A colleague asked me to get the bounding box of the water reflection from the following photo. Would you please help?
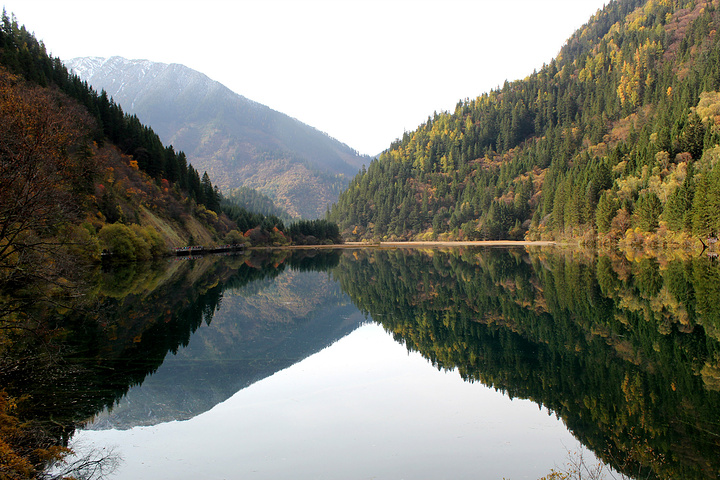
[77,323,585,480]
[333,247,720,480]
[1,247,719,479]
[88,267,363,429]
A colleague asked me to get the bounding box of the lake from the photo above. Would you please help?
[2,247,719,479]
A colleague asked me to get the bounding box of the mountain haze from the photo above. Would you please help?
[66,56,369,218]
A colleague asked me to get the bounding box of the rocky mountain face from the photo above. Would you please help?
[66,56,369,218]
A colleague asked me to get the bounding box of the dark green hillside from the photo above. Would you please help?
[0,20,223,214]
[329,0,720,246]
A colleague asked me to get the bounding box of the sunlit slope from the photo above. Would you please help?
[329,0,720,245]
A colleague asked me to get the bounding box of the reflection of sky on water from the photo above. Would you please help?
[75,323,593,480]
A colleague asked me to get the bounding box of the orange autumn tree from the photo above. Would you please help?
[0,66,93,287]
[0,390,72,480]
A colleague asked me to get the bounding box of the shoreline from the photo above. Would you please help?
[250,240,558,250]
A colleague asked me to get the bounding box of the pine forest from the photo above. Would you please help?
[330,0,720,248]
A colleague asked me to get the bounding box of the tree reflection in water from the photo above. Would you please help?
[1,247,719,479]
[334,247,720,480]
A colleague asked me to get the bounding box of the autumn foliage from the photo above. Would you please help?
[0,67,93,284]
[0,390,71,479]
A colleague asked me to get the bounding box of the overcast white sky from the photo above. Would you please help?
[5,0,607,155]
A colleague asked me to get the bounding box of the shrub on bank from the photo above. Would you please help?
[98,223,167,262]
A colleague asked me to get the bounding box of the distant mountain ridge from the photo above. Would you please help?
[65,56,369,218]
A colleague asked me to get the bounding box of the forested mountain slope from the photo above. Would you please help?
[0,12,243,271]
[0,9,345,280]
[66,56,370,218]
[329,0,720,246]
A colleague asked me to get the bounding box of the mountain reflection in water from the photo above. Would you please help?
[2,247,719,480]
[87,267,363,429]
[77,322,584,480]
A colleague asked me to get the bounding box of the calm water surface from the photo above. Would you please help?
[4,247,720,479]
[75,322,585,480]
